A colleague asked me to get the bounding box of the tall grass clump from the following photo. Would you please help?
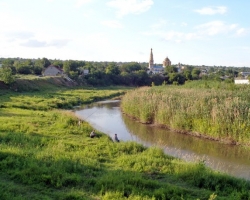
[121,82,250,145]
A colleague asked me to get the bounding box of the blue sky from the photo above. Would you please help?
[0,0,250,67]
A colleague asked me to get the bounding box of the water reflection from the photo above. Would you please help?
[75,100,250,180]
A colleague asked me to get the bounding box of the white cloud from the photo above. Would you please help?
[75,0,93,7]
[163,31,199,42]
[142,20,246,43]
[0,2,8,7]
[101,20,123,28]
[5,31,34,40]
[185,33,198,40]
[2,29,71,49]
[150,19,167,29]
[181,22,188,27]
[195,21,237,36]
[71,33,114,61]
[20,38,70,48]
[236,28,247,36]
[163,31,183,41]
[45,0,93,7]
[79,33,110,48]
[0,12,26,32]
[142,30,199,43]
[21,39,47,48]
[194,6,227,15]
[107,0,154,18]
[48,39,71,47]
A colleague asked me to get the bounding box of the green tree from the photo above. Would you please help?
[191,68,201,80]
[34,58,51,69]
[105,63,120,75]
[165,65,178,74]
[2,59,16,74]
[69,71,78,80]
[151,74,166,86]
[121,62,142,73]
[15,60,33,74]
[183,69,192,80]
[63,60,78,74]
[133,70,150,86]
[0,67,15,84]
[51,60,63,68]
[41,57,51,68]
[2,58,14,68]
[168,73,185,84]
[33,66,43,75]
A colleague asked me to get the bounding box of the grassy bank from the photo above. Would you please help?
[0,75,78,92]
[0,83,250,199]
[121,81,250,146]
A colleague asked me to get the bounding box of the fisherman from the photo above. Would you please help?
[90,130,96,138]
[113,133,120,142]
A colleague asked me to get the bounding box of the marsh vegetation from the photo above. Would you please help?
[121,81,250,146]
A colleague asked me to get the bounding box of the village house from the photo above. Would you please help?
[239,72,250,78]
[176,62,185,73]
[234,79,249,84]
[234,72,250,84]
[83,69,89,75]
[43,65,64,76]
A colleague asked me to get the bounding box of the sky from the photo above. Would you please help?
[0,0,250,67]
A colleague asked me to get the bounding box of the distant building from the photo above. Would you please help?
[148,48,154,70]
[176,62,185,73]
[163,57,171,67]
[83,69,89,75]
[234,79,249,84]
[43,65,64,76]
[200,68,208,75]
[240,72,250,78]
[148,48,171,74]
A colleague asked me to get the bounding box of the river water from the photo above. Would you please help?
[75,100,250,180]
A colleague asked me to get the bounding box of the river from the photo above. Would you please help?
[75,100,250,180]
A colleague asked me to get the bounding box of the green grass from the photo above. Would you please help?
[0,81,250,199]
[0,84,127,110]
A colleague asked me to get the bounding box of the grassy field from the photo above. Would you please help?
[121,81,250,146]
[0,80,250,199]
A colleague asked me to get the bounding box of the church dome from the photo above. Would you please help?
[163,56,171,67]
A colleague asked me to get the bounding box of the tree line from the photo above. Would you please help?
[0,57,246,86]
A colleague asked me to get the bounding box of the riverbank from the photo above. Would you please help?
[121,82,250,146]
[1,85,250,199]
[75,99,250,180]
[123,112,238,145]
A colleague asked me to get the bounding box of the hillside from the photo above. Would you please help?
[0,76,78,92]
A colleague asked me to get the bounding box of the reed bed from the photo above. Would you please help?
[121,83,250,145]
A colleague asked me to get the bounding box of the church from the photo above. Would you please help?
[148,48,171,74]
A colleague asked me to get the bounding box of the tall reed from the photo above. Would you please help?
[121,83,250,145]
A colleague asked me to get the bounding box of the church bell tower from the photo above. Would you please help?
[149,48,154,69]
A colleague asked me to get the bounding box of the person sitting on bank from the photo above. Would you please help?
[113,133,120,142]
[90,130,96,138]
